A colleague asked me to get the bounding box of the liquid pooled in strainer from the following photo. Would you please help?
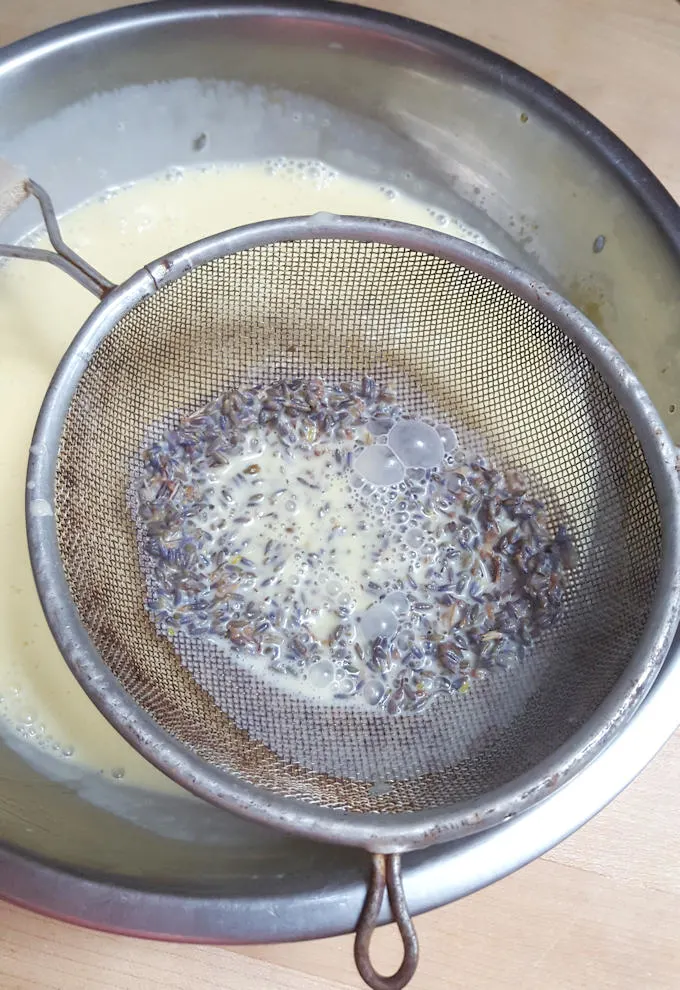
[131,378,570,715]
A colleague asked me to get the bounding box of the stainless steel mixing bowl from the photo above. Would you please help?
[1,0,678,944]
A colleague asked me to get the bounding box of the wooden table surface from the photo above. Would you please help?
[0,1,679,988]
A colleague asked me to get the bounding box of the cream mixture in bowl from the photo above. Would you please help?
[0,158,493,792]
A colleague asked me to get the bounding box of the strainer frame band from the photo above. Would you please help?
[26,215,680,853]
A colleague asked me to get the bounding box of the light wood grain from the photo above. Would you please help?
[0,1,679,988]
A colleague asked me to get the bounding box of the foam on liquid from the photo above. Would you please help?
[170,413,459,704]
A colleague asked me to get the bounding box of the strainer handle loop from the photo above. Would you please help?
[354,853,419,990]
[0,179,115,299]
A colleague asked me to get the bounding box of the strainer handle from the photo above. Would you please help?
[0,168,114,299]
[354,853,419,990]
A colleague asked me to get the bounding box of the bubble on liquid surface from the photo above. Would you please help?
[388,420,444,469]
[407,467,427,483]
[308,660,335,688]
[382,591,410,617]
[354,445,405,486]
[404,527,425,549]
[360,603,399,641]
[436,425,458,452]
[367,417,393,436]
[363,680,385,706]
[326,579,343,598]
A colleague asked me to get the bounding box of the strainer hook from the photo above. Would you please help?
[354,853,419,990]
[0,164,114,298]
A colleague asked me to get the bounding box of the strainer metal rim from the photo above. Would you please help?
[26,215,680,853]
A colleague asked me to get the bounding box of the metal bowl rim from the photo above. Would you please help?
[1,0,678,255]
[2,0,679,939]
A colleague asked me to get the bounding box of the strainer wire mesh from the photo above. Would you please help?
[52,236,663,817]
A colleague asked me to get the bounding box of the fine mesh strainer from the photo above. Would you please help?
[4,174,680,990]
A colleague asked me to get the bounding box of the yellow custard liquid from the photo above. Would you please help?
[0,160,491,790]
